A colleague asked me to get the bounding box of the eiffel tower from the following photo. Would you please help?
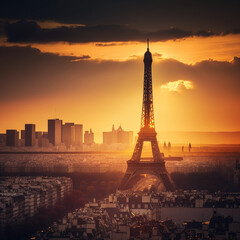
[118,39,175,191]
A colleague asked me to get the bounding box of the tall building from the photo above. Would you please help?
[75,124,83,146]
[25,124,36,146]
[6,130,19,146]
[103,125,133,146]
[21,130,25,140]
[39,132,50,147]
[62,123,75,147]
[48,119,62,146]
[84,129,94,145]
[0,134,6,147]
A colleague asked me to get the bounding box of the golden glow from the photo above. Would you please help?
[2,34,240,63]
[1,34,240,143]
[37,20,85,29]
[161,80,193,92]
[32,34,240,63]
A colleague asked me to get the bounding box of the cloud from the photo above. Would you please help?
[1,0,240,34]
[5,20,143,43]
[0,45,239,102]
[95,43,126,47]
[4,20,240,44]
[0,45,240,131]
[161,80,193,92]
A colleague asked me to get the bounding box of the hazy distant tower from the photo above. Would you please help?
[75,124,83,146]
[84,129,94,145]
[25,124,36,146]
[6,130,19,146]
[48,119,62,146]
[62,123,75,147]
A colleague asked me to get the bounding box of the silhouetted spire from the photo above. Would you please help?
[144,38,152,64]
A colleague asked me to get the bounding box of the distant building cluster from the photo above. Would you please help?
[31,190,240,239]
[0,120,135,150]
[0,119,96,150]
[0,176,73,228]
[103,125,133,150]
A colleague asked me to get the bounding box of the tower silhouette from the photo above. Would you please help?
[118,39,175,191]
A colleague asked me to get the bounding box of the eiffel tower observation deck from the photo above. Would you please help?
[118,39,175,191]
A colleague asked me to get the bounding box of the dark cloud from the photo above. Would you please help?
[155,57,240,98]
[0,45,92,101]
[0,45,240,104]
[0,20,6,36]
[5,20,142,43]
[1,0,240,33]
[4,20,240,44]
[0,45,141,101]
[95,43,125,47]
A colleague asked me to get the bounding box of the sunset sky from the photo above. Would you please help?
[0,0,240,142]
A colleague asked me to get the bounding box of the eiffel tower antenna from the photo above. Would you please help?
[118,39,175,191]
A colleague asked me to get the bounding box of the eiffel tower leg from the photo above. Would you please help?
[151,139,162,161]
[118,165,134,190]
[131,138,143,161]
[157,172,175,191]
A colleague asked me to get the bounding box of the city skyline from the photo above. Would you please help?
[0,1,240,138]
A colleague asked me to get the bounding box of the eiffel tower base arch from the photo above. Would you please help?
[118,160,175,191]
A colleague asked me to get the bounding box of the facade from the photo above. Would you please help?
[103,125,133,146]
[74,124,83,146]
[48,119,62,146]
[30,190,240,240]
[61,123,75,147]
[21,130,25,139]
[0,134,6,147]
[6,130,19,146]
[84,129,94,145]
[25,124,36,146]
[0,177,73,228]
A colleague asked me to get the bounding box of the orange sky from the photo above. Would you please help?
[2,34,239,63]
[1,34,240,142]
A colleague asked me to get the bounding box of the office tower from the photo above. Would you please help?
[48,119,62,146]
[39,132,50,147]
[35,132,43,147]
[35,132,43,139]
[21,130,25,139]
[62,123,75,147]
[43,132,48,139]
[103,125,133,145]
[75,124,83,146]
[6,130,19,146]
[25,124,36,146]
[84,129,94,145]
[0,134,6,147]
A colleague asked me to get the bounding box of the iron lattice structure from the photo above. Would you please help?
[141,39,155,129]
[118,40,175,191]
